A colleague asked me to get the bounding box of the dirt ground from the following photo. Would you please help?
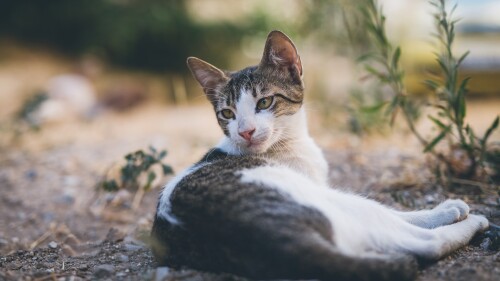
[0,100,498,281]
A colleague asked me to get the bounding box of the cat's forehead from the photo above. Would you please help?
[228,66,259,87]
[223,67,261,104]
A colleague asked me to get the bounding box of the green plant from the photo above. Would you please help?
[17,92,48,130]
[102,146,173,192]
[357,0,499,183]
[346,87,389,135]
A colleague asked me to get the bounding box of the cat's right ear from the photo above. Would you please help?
[187,57,228,105]
[259,30,302,84]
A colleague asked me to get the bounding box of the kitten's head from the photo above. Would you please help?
[187,30,304,154]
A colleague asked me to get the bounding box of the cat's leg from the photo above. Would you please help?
[392,199,469,228]
[397,214,488,260]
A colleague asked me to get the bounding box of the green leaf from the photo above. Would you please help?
[428,115,447,129]
[360,102,387,114]
[391,47,401,69]
[424,79,439,90]
[147,171,156,182]
[456,77,470,123]
[465,125,476,148]
[102,180,119,192]
[357,53,376,62]
[143,155,156,169]
[145,171,156,191]
[436,57,449,76]
[458,76,470,90]
[149,145,157,154]
[162,164,174,175]
[457,50,470,66]
[482,116,499,145]
[135,150,145,158]
[424,125,451,152]
[158,150,167,160]
[365,65,390,83]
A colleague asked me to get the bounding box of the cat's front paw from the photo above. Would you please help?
[436,199,470,222]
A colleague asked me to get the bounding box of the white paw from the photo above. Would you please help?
[436,199,470,221]
[468,214,489,231]
[440,207,461,223]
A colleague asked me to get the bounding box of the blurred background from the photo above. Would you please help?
[0,0,499,272]
[0,0,499,135]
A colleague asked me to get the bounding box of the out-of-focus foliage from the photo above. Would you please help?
[16,92,48,130]
[357,0,500,184]
[0,0,374,73]
[0,0,275,72]
[300,0,371,55]
[102,146,173,192]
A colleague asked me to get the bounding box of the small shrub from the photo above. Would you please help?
[102,146,173,192]
[16,92,48,130]
[356,0,499,184]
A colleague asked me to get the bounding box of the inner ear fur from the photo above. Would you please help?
[187,57,228,105]
[259,30,303,79]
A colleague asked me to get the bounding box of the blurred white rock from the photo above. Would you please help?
[35,74,97,123]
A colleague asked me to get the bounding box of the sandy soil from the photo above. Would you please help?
[0,101,498,281]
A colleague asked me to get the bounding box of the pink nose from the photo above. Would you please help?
[238,129,255,141]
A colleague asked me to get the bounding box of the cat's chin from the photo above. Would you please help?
[247,144,269,154]
[236,141,270,155]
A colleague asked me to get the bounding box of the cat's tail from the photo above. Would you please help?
[264,232,419,281]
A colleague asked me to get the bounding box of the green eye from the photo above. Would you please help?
[257,96,274,110]
[220,109,235,119]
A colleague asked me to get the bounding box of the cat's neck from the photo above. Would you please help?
[216,108,329,185]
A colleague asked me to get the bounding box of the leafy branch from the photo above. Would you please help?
[358,0,499,183]
[102,146,174,192]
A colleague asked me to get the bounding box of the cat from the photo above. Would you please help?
[151,30,489,281]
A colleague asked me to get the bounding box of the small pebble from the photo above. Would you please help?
[48,241,58,249]
[93,264,115,278]
[42,212,55,222]
[0,238,8,248]
[117,254,129,262]
[154,267,170,281]
[480,238,492,250]
[17,212,26,220]
[55,194,75,205]
[124,243,142,252]
[8,261,22,270]
[425,194,436,204]
[24,170,37,180]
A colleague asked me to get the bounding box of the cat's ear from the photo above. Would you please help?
[187,57,229,105]
[260,30,302,81]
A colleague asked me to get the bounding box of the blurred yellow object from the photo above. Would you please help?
[401,37,500,96]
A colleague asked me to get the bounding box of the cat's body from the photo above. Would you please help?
[151,31,488,281]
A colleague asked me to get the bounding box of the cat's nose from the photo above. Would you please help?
[238,129,255,141]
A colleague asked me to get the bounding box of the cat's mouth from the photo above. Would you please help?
[243,139,269,153]
[247,140,264,148]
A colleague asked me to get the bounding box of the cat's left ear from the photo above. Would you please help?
[259,30,302,82]
[187,57,229,106]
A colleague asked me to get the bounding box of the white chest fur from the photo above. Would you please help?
[218,108,329,185]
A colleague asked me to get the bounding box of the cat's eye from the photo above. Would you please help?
[220,109,235,119]
[257,96,274,110]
